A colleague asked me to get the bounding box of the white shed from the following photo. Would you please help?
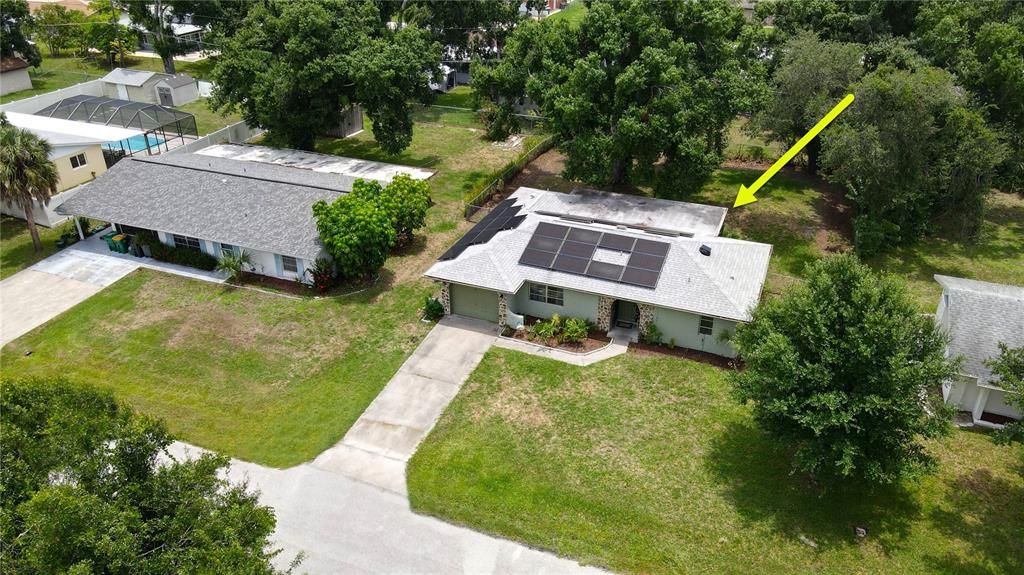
[154,74,199,106]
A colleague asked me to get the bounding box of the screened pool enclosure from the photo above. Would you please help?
[34,95,198,155]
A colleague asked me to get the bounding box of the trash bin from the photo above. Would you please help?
[111,234,129,253]
[102,232,118,252]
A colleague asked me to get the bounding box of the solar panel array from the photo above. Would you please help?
[518,222,669,288]
[439,199,526,261]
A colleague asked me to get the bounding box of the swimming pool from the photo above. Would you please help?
[105,134,166,153]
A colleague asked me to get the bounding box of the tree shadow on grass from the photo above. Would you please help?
[316,137,442,170]
[923,463,1024,575]
[705,421,920,555]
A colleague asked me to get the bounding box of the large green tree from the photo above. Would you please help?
[915,0,1024,193]
[473,0,760,199]
[0,114,59,254]
[28,4,86,57]
[821,66,1005,254]
[211,0,441,153]
[351,174,432,243]
[755,0,919,44]
[0,0,40,66]
[0,378,292,573]
[751,31,863,174]
[731,255,957,486]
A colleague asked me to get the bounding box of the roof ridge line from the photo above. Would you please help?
[681,243,748,319]
[130,157,348,194]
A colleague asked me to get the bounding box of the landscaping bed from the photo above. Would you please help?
[502,324,610,354]
[628,341,738,369]
[407,348,1024,575]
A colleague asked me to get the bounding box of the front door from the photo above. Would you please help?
[613,300,639,328]
[157,87,173,107]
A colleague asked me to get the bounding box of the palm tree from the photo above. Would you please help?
[0,113,59,253]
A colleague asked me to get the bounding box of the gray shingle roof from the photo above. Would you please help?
[57,156,343,261]
[936,275,1024,387]
[425,187,772,322]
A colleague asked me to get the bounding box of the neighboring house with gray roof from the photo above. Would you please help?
[935,275,1024,427]
[56,153,351,282]
[424,187,771,358]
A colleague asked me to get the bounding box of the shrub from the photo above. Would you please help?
[313,192,396,280]
[307,257,336,292]
[148,242,218,271]
[530,318,558,340]
[561,317,589,344]
[423,296,445,321]
[642,323,663,345]
[352,176,432,243]
[216,250,253,283]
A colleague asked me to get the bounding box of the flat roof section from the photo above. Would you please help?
[528,187,728,237]
[196,143,435,183]
[4,111,143,146]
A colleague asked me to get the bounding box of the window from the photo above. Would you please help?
[528,283,563,306]
[698,316,714,336]
[70,153,87,169]
[172,234,202,252]
[281,255,299,274]
[220,243,237,258]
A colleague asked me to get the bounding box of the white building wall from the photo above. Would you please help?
[0,68,33,96]
[152,228,309,282]
[510,284,600,324]
[654,307,738,358]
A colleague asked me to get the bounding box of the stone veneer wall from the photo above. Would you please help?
[440,282,451,314]
[638,303,655,336]
[498,293,508,328]
[597,296,614,331]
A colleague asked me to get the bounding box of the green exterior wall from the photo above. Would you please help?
[511,283,600,324]
[653,307,738,358]
[450,283,499,322]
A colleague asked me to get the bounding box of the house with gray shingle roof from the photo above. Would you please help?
[935,275,1024,427]
[424,187,772,358]
[56,150,431,283]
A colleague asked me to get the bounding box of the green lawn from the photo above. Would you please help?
[0,55,215,104]
[690,168,1024,310]
[433,86,477,110]
[0,216,72,280]
[1,268,433,467]
[175,98,243,136]
[547,0,587,26]
[408,348,1024,575]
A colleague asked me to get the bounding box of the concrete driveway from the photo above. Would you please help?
[169,442,605,575]
[313,315,499,495]
[0,249,139,345]
[1,234,226,346]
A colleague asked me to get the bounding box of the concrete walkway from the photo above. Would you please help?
[493,334,630,366]
[313,315,499,495]
[1,232,226,346]
[169,442,605,574]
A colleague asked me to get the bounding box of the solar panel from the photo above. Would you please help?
[560,240,597,258]
[552,253,590,274]
[599,233,636,251]
[567,228,602,244]
[519,248,557,268]
[516,223,670,289]
[527,235,564,252]
[534,222,570,239]
[634,238,670,256]
[438,202,525,261]
[586,261,625,281]
[621,266,660,288]
[628,252,664,271]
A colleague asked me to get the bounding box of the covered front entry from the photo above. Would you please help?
[451,283,499,323]
[612,300,639,329]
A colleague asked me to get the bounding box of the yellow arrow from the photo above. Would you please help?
[733,93,855,208]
